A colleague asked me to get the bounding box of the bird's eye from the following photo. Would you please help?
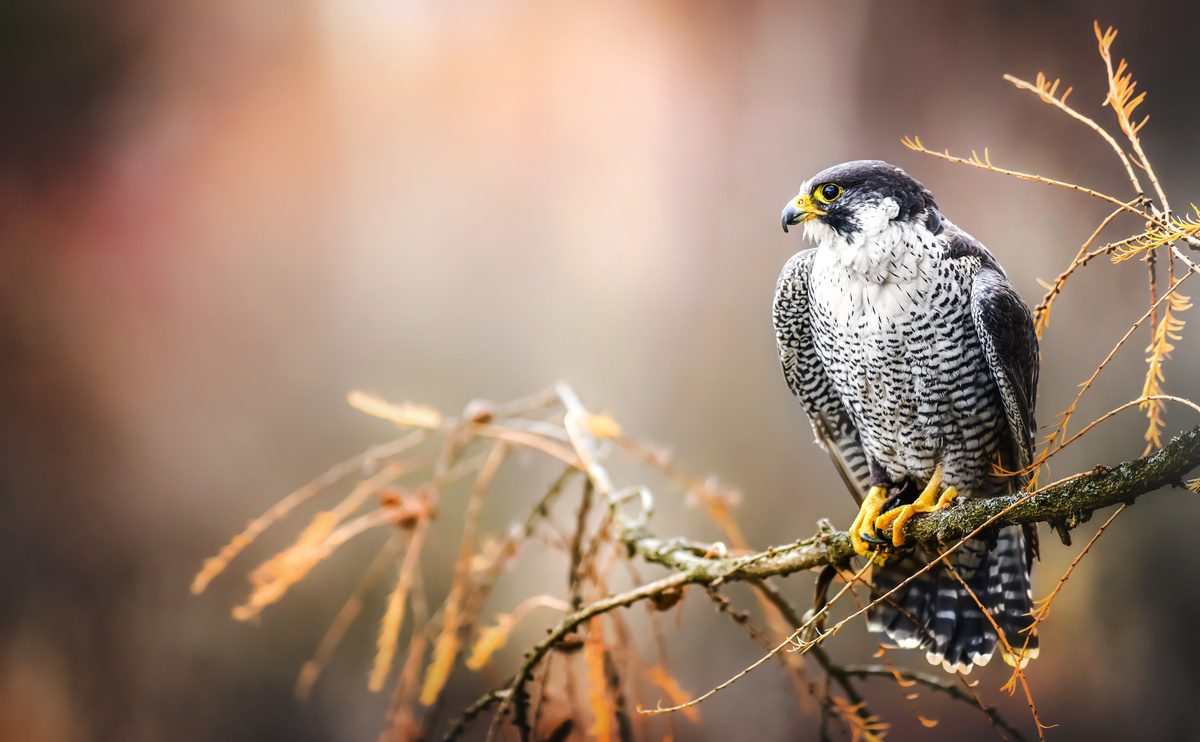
[815,183,842,203]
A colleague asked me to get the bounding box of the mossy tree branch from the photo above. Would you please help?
[474,424,1200,741]
[628,424,1200,580]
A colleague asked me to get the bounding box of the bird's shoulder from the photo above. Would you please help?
[773,248,819,308]
[775,248,817,286]
[935,223,1034,333]
[936,221,1005,278]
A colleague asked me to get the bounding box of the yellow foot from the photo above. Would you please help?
[873,467,959,548]
[849,485,890,558]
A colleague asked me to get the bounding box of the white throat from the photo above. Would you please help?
[805,198,938,285]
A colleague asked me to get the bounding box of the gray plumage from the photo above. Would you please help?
[775,160,1038,672]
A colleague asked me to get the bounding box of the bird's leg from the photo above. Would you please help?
[873,466,958,548]
[849,485,891,558]
[800,564,836,643]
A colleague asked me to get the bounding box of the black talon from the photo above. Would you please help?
[860,529,890,546]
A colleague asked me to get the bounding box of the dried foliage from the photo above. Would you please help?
[193,24,1200,742]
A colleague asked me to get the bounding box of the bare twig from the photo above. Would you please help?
[442,689,508,742]
[1003,72,1143,197]
[943,563,1046,742]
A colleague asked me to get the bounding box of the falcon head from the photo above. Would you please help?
[781,160,943,243]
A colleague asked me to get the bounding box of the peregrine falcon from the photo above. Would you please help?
[774,160,1039,672]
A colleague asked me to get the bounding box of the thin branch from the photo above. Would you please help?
[1003,73,1143,197]
[744,580,874,720]
[1094,23,1168,215]
[901,137,1156,222]
[629,423,1199,579]
[1021,503,1127,656]
[1033,204,1132,338]
[943,562,1045,741]
[442,689,508,742]
[191,430,430,594]
[297,533,405,700]
[569,479,595,611]
[638,561,873,716]
[1035,270,1195,470]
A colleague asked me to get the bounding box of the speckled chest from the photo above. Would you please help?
[807,240,1003,485]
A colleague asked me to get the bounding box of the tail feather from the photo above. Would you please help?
[866,526,1036,672]
[991,527,1039,664]
[866,552,933,649]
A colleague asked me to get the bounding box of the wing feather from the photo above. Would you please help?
[970,267,1039,484]
[774,249,871,504]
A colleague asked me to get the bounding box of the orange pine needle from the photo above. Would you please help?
[330,462,408,521]
[585,618,613,742]
[1140,290,1191,450]
[583,411,623,439]
[465,596,571,671]
[831,696,889,742]
[420,603,462,705]
[369,525,428,692]
[191,430,428,594]
[298,535,403,700]
[465,614,515,671]
[348,391,443,429]
[421,442,508,706]
[232,512,339,621]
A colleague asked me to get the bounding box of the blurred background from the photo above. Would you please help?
[3,0,1200,740]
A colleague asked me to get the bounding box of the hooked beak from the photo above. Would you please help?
[781,193,825,233]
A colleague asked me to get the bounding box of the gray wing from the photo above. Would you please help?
[970,267,1039,485]
[774,249,871,504]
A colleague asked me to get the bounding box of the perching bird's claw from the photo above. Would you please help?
[858,529,890,546]
[873,467,959,548]
[849,485,891,558]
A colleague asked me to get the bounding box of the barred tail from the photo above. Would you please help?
[866,527,1037,673]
